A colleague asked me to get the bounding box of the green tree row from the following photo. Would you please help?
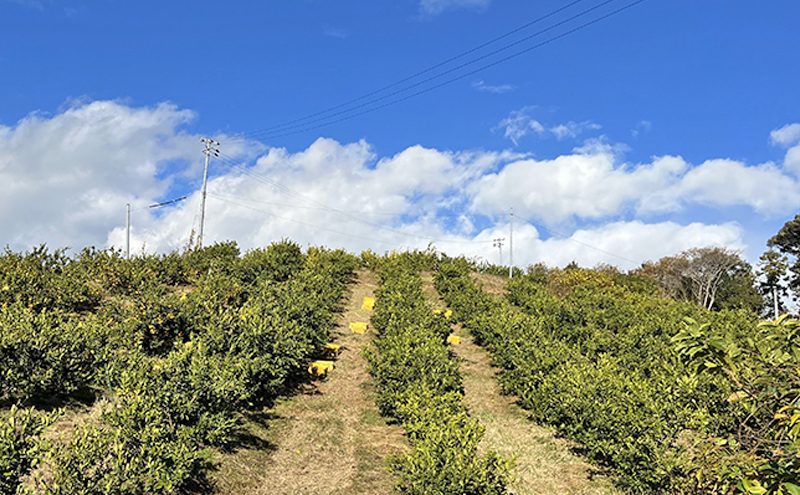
[435,257,798,494]
[365,252,512,495]
[1,240,359,494]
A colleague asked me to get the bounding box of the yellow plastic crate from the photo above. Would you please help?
[447,335,460,345]
[308,360,335,377]
[324,343,342,357]
[362,297,375,311]
[444,310,453,318]
[349,322,367,334]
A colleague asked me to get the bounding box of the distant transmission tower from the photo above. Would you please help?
[198,137,220,249]
[493,237,505,266]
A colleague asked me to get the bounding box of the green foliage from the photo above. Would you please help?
[0,245,100,314]
[1,406,53,495]
[73,248,191,297]
[0,305,102,401]
[435,259,764,493]
[367,255,512,495]
[182,241,241,280]
[40,420,212,495]
[758,249,791,316]
[0,240,359,494]
[674,315,800,494]
[237,239,306,285]
[360,245,439,273]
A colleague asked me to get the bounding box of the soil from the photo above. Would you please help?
[421,272,620,495]
[211,269,407,495]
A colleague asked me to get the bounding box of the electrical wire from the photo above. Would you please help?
[231,0,592,141]
[210,192,402,217]
[209,195,403,247]
[212,152,495,245]
[247,0,648,140]
[519,215,638,266]
[229,0,648,142]
[236,0,621,141]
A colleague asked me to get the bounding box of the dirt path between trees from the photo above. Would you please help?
[422,272,620,495]
[212,269,407,495]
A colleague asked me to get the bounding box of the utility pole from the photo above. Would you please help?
[126,203,131,260]
[199,137,220,249]
[493,238,505,266]
[509,207,514,278]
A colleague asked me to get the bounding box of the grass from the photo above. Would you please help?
[421,272,621,495]
[209,269,407,495]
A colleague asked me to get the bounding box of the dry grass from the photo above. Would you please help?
[470,272,509,297]
[420,273,620,495]
[211,269,407,495]
[453,326,619,495]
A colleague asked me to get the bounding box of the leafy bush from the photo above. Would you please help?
[1,406,53,495]
[0,305,102,401]
[673,315,800,493]
[435,259,756,493]
[2,241,359,494]
[0,245,99,314]
[367,256,512,494]
[237,239,306,285]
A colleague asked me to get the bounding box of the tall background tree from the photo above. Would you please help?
[757,249,789,319]
[767,214,800,307]
[635,247,763,312]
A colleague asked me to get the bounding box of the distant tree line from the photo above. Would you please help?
[531,214,800,317]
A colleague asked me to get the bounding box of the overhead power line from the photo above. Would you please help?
[519,216,638,266]
[212,152,494,245]
[209,195,410,247]
[149,196,187,208]
[210,192,402,217]
[229,0,648,142]
[233,0,594,141]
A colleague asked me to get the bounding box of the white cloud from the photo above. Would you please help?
[631,120,652,137]
[472,80,514,94]
[469,150,800,222]
[108,137,509,255]
[771,123,800,174]
[771,123,800,147]
[655,159,800,214]
[0,100,202,249]
[469,220,744,270]
[469,152,687,221]
[419,0,490,15]
[1,99,794,272]
[496,107,601,145]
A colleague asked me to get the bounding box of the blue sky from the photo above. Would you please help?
[1,0,799,269]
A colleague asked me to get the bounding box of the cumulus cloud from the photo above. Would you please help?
[472,80,515,94]
[467,220,744,270]
[0,100,202,249]
[653,159,800,214]
[419,0,490,16]
[496,107,601,145]
[2,99,793,271]
[469,149,800,222]
[771,123,800,174]
[771,123,800,146]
